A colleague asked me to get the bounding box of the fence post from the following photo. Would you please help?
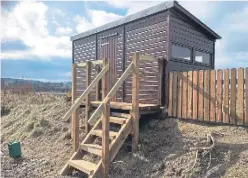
[85,61,92,133]
[71,63,79,152]
[102,58,110,178]
[131,52,140,152]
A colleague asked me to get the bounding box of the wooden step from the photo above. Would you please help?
[68,160,97,175]
[91,130,117,139]
[109,117,126,124]
[111,112,130,118]
[81,144,102,157]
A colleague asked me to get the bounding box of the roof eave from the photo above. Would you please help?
[173,2,221,39]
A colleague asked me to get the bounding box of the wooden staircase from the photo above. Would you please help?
[60,53,157,177]
[61,112,132,177]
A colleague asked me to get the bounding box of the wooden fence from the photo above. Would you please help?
[168,68,248,127]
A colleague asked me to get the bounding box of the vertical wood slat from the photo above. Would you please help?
[85,62,92,133]
[198,70,204,121]
[168,72,173,116]
[216,70,223,122]
[95,65,100,101]
[182,72,188,119]
[237,68,244,125]
[204,70,210,121]
[210,70,216,122]
[177,73,183,118]
[192,71,198,119]
[246,68,248,126]
[102,58,110,178]
[172,72,178,117]
[230,68,237,124]
[187,71,193,119]
[72,64,79,152]
[131,52,140,152]
[223,69,230,123]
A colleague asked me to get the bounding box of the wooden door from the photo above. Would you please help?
[100,35,118,101]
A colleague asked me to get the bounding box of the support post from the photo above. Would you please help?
[131,52,140,152]
[71,63,79,152]
[85,61,92,133]
[102,58,110,178]
[95,65,100,101]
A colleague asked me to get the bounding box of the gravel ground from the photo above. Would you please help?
[1,92,248,178]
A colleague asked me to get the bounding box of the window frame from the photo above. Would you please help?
[193,48,213,67]
[171,42,193,63]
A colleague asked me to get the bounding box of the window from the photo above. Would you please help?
[172,44,191,61]
[195,50,211,64]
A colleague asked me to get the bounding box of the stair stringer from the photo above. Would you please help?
[90,115,133,178]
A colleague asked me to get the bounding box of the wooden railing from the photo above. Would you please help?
[64,52,157,177]
[168,67,248,127]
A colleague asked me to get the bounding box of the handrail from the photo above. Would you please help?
[88,61,134,125]
[62,64,109,121]
[76,59,103,68]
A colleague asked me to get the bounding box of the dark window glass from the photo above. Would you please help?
[172,44,191,60]
[195,51,211,64]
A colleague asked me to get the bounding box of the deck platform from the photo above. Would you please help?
[82,101,160,114]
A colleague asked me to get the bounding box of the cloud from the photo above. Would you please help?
[229,6,248,32]
[1,1,71,60]
[56,26,73,35]
[74,9,123,33]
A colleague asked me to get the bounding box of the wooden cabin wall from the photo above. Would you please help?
[124,11,169,105]
[73,35,97,100]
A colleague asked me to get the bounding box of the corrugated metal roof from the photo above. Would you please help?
[71,1,221,41]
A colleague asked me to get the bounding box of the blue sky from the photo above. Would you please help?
[1,1,248,82]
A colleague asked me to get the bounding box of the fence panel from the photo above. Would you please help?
[168,67,247,127]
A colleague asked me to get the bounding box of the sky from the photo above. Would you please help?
[1,0,248,82]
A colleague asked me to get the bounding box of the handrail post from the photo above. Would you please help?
[85,61,92,133]
[131,52,140,152]
[102,58,110,177]
[72,63,79,152]
[95,64,100,101]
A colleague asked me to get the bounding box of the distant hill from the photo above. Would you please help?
[1,78,72,93]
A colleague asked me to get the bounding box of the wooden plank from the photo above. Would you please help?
[131,52,140,152]
[230,68,236,124]
[216,70,223,122]
[223,69,229,123]
[140,55,157,62]
[101,57,110,178]
[88,62,133,125]
[246,68,248,126]
[182,72,188,119]
[187,71,193,119]
[237,68,244,125]
[95,66,100,101]
[198,70,204,121]
[210,70,216,122]
[177,72,182,118]
[172,72,178,117]
[63,64,109,122]
[85,61,92,133]
[192,71,198,120]
[76,60,103,68]
[168,72,173,116]
[204,70,210,121]
[71,64,79,152]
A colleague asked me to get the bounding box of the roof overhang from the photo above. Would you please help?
[71,1,221,41]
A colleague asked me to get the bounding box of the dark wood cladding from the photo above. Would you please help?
[124,11,168,104]
[72,7,218,106]
[73,35,97,100]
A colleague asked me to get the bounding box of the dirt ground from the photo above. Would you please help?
[1,93,248,178]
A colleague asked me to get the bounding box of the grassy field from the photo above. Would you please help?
[1,92,248,178]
